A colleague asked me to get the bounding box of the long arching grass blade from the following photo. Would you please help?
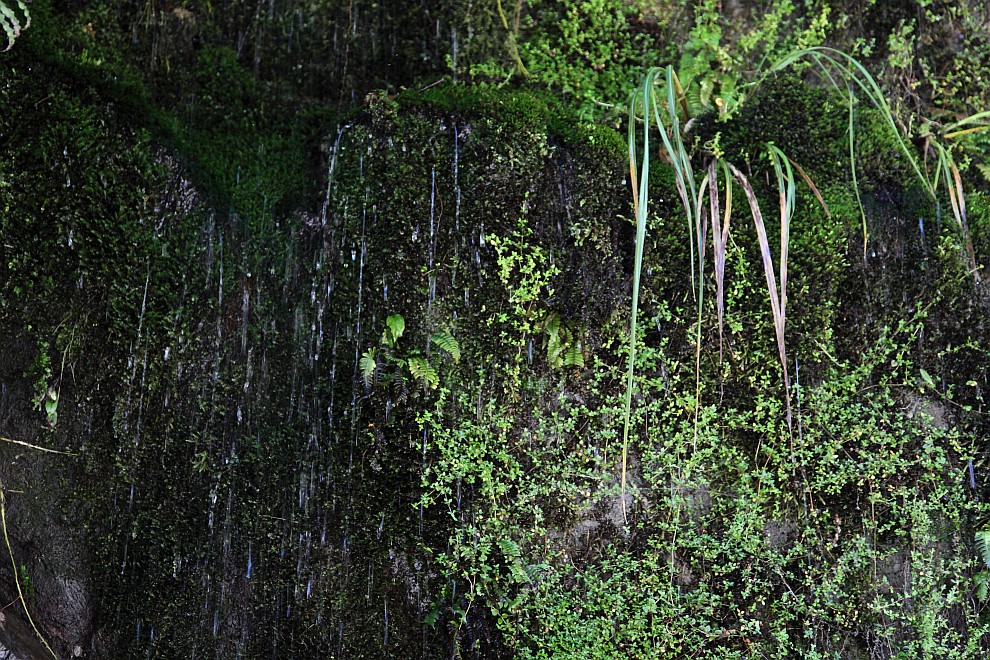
[845,84,868,259]
[767,145,795,346]
[621,65,705,514]
[726,162,795,447]
[942,110,990,139]
[0,479,57,658]
[621,68,662,517]
[709,160,732,360]
[927,140,978,273]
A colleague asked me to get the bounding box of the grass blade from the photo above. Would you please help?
[725,162,794,447]
[788,157,830,218]
[621,68,661,516]
[709,160,731,360]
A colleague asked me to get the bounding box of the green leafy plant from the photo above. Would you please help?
[977,530,990,601]
[620,43,990,505]
[360,313,459,390]
[542,311,585,369]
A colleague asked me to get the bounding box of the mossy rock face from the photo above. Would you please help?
[1,45,635,654]
[3,12,990,657]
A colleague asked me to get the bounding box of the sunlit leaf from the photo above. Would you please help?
[407,357,438,389]
[385,313,404,348]
[359,349,377,388]
[430,331,460,363]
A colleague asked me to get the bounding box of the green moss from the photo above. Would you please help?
[397,83,624,159]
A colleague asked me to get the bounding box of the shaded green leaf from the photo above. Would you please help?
[977,530,990,568]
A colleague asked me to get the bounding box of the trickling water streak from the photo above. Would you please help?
[453,125,462,232]
[134,346,148,446]
[125,263,153,429]
[241,282,250,354]
[918,216,928,256]
[356,209,368,338]
[384,599,389,648]
[321,125,350,227]
[217,232,225,340]
[430,167,436,243]
[428,167,438,316]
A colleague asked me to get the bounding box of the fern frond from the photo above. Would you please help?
[563,339,584,368]
[549,326,573,368]
[407,357,438,389]
[430,331,460,363]
[359,349,377,388]
[497,538,528,584]
[543,311,561,337]
[977,530,990,568]
[976,570,990,601]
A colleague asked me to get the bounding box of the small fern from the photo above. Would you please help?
[976,571,990,602]
[542,312,585,369]
[497,538,529,584]
[0,1,30,51]
[544,312,565,367]
[976,530,990,568]
[563,339,584,368]
[430,331,460,363]
[359,349,377,388]
[407,356,438,389]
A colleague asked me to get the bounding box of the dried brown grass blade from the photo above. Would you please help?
[709,161,731,360]
[788,158,830,217]
[0,436,75,455]
[725,162,795,445]
[951,162,980,278]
